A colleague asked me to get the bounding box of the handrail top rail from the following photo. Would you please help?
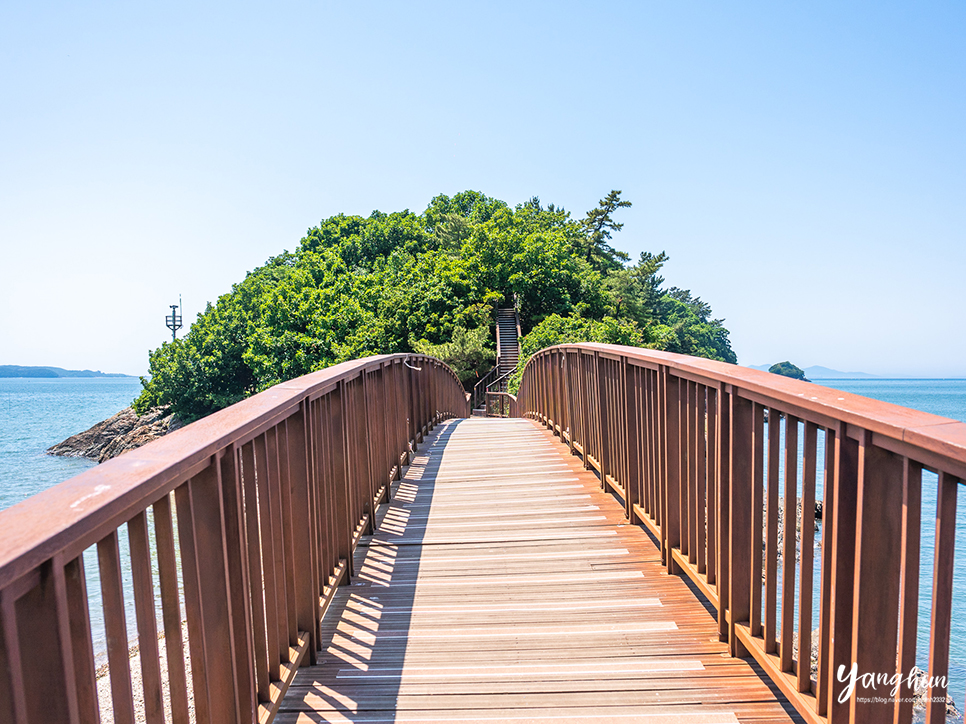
[527,343,966,470]
[0,352,459,591]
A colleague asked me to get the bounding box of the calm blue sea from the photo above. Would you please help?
[0,377,144,511]
[1,376,965,710]
[812,379,966,716]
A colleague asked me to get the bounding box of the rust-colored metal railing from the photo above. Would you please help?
[0,354,467,724]
[517,343,965,724]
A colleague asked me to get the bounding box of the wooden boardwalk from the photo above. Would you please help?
[278,418,800,724]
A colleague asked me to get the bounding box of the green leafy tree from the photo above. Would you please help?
[414,326,495,385]
[579,190,632,271]
[508,314,644,393]
[134,190,737,422]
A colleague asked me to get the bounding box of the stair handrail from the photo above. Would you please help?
[486,368,514,394]
[472,364,500,410]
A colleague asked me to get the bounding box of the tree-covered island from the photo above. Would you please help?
[134,191,737,422]
[768,361,809,381]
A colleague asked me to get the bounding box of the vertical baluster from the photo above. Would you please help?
[222,447,258,721]
[816,426,836,716]
[663,371,681,572]
[278,422,302,642]
[380,366,392,487]
[798,422,818,694]
[684,380,694,561]
[655,368,664,529]
[620,361,629,487]
[265,429,292,669]
[624,359,640,522]
[764,409,781,654]
[750,403,765,637]
[323,397,340,582]
[707,387,718,587]
[241,441,270,702]
[728,391,753,657]
[127,512,164,724]
[288,405,320,663]
[11,559,79,724]
[641,367,661,522]
[641,368,652,519]
[596,353,609,483]
[849,436,903,722]
[895,460,922,724]
[51,557,82,724]
[98,530,136,724]
[251,435,285,684]
[387,364,401,482]
[826,427,860,722]
[332,385,352,574]
[153,493,190,724]
[362,373,377,528]
[781,416,799,672]
[180,463,239,724]
[1,587,29,724]
[716,381,731,642]
[696,384,707,575]
[63,554,99,724]
[309,397,326,600]
[925,472,958,724]
[564,353,573,448]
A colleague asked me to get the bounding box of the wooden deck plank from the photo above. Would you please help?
[280,418,801,724]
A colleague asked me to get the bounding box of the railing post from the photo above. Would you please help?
[334,383,353,579]
[662,367,681,573]
[926,472,958,724]
[286,405,321,663]
[595,352,609,485]
[175,462,236,724]
[715,382,730,642]
[217,447,257,716]
[848,434,903,723]
[623,358,640,521]
[826,424,860,723]
[728,389,752,658]
[563,351,574,452]
[894,459,922,723]
[64,553,100,724]
[3,561,77,724]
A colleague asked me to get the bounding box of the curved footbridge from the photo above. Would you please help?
[3,347,961,724]
[279,418,798,723]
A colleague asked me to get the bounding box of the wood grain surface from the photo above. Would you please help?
[278,418,801,724]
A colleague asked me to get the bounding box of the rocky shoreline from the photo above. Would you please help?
[47,407,183,463]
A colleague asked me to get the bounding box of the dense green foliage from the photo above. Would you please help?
[413,326,493,383]
[769,361,808,381]
[135,190,737,421]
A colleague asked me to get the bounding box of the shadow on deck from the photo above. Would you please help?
[277,418,804,724]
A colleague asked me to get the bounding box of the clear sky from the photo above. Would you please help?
[2,2,964,377]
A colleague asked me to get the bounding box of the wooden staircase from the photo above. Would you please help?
[495,308,520,386]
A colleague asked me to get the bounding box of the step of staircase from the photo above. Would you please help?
[495,308,520,388]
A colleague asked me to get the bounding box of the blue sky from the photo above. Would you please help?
[2,1,964,376]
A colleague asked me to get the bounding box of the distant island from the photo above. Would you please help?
[768,361,809,381]
[749,363,878,379]
[0,365,133,379]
